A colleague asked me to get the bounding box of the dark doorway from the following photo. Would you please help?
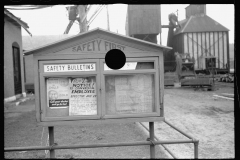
[12,46,22,95]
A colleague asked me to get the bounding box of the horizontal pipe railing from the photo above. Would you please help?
[164,120,196,140]
[4,139,196,152]
[138,122,177,159]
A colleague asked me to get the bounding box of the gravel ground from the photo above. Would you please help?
[4,82,235,158]
[4,99,169,159]
[142,82,235,158]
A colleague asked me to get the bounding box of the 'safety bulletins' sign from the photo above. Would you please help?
[44,64,96,72]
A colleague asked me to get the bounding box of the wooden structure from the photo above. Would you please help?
[24,28,171,126]
[172,5,230,73]
[125,5,161,43]
[23,28,176,158]
[4,9,31,102]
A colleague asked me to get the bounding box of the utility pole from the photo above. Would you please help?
[77,5,88,33]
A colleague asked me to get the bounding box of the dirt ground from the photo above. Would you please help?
[4,99,168,159]
[142,82,235,158]
[4,82,235,158]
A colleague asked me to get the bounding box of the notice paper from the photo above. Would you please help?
[69,77,97,115]
[47,78,70,108]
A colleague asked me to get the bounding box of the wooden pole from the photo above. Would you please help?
[48,126,55,158]
[78,5,88,33]
[149,122,155,158]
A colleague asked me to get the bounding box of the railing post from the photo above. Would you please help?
[194,140,199,159]
[48,126,55,158]
[149,122,155,158]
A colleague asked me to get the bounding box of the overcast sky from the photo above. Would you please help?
[9,4,234,46]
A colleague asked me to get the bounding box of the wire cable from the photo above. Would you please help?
[87,5,102,23]
[88,5,105,26]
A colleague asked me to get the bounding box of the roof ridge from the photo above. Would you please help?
[180,16,193,34]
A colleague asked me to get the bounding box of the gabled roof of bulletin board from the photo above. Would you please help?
[24,28,172,55]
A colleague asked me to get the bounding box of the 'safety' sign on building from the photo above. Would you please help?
[56,38,143,53]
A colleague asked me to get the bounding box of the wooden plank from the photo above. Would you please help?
[221,93,234,98]
[219,32,223,68]
[35,52,161,61]
[34,57,41,122]
[227,32,230,72]
[193,33,198,69]
[188,33,193,56]
[184,34,188,53]
[213,32,216,57]
[159,53,164,104]
[202,32,206,56]
[181,78,211,86]
[214,32,219,68]
[187,33,189,53]
[206,32,209,56]
[223,32,228,69]
[197,33,201,69]
[213,95,234,100]
[197,33,202,69]
[192,33,194,59]
[210,32,214,57]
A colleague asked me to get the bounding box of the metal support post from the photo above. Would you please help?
[194,140,199,159]
[48,126,55,158]
[149,122,155,158]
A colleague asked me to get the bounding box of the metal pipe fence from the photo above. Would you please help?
[139,120,199,159]
[5,121,199,159]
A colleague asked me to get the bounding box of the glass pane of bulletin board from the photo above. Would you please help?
[45,76,97,117]
[105,74,155,115]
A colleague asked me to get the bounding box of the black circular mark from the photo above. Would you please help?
[105,49,126,70]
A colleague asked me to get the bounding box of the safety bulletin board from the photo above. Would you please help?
[25,28,171,126]
[38,57,161,125]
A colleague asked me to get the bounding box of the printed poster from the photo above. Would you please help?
[69,77,97,115]
[47,78,70,108]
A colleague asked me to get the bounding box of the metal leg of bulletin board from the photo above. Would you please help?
[48,126,55,158]
[149,122,155,158]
